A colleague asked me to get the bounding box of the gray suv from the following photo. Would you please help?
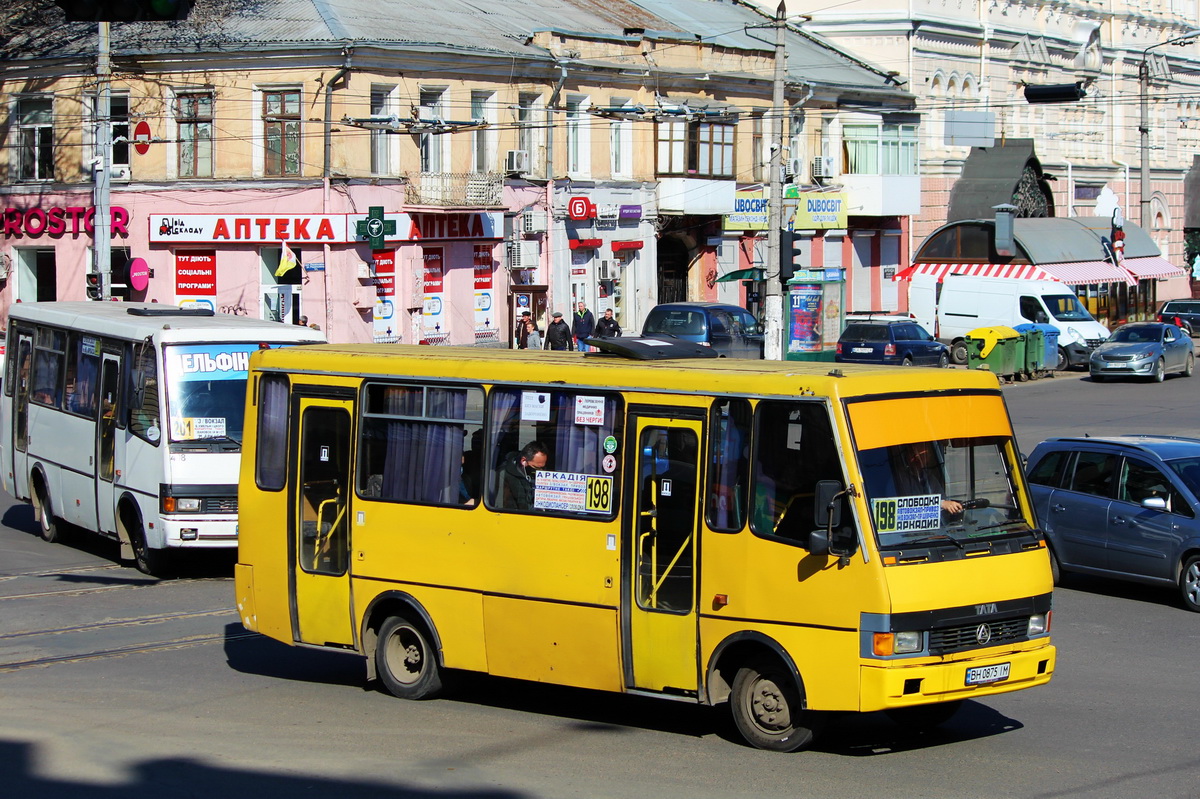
[641,302,764,359]
[1025,435,1200,611]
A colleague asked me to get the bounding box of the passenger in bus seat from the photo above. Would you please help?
[894,441,963,515]
[499,441,548,510]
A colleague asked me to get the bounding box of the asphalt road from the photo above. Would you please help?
[1,366,1197,799]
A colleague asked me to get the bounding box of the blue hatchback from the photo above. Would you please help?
[835,319,949,367]
[1026,435,1200,611]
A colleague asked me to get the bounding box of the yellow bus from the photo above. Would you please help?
[235,337,1055,751]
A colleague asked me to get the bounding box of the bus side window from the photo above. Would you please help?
[750,401,846,544]
[127,346,161,443]
[255,374,290,491]
[707,398,751,532]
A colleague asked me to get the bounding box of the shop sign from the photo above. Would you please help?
[724,190,770,231]
[422,247,444,336]
[3,205,130,238]
[567,196,597,221]
[405,212,502,241]
[148,212,504,244]
[569,239,603,250]
[619,205,642,221]
[792,192,848,229]
[176,251,216,296]
[612,241,643,252]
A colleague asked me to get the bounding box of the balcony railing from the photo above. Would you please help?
[405,172,504,207]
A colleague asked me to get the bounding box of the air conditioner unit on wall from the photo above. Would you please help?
[812,155,836,181]
[505,149,530,174]
[508,240,538,270]
[523,213,547,234]
[598,260,618,280]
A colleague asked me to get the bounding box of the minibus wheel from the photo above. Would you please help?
[377,615,443,700]
[32,481,60,544]
[123,507,164,577]
[729,656,819,752]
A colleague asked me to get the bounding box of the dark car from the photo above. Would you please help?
[1088,322,1194,382]
[835,319,949,367]
[640,302,764,359]
[1025,435,1200,611]
[1158,299,1200,336]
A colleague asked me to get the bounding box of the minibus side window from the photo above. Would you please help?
[127,345,161,444]
[484,387,622,518]
[255,374,290,491]
[749,400,845,544]
[356,382,485,508]
[707,398,751,532]
[63,333,100,417]
[31,326,66,407]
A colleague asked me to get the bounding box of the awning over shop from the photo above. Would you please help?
[1039,260,1136,286]
[715,267,764,283]
[892,262,1059,283]
[1121,256,1187,280]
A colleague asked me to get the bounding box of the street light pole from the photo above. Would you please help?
[93,20,112,300]
[1139,30,1200,228]
[763,1,787,361]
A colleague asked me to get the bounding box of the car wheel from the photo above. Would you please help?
[1152,357,1166,383]
[938,352,949,369]
[901,356,913,367]
[1180,555,1200,613]
[1183,352,1194,377]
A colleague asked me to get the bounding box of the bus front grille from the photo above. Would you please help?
[203,497,238,514]
[928,617,1029,655]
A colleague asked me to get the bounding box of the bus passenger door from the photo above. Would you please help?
[11,332,33,497]
[625,416,701,694]
[94,353,121,534]
[291,398,356,648]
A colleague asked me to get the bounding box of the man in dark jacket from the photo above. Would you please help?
[499,441,548,509]
[513,310,532,349]
[595,308,621,338]
[572,301,596,351]
[544,312,575,350]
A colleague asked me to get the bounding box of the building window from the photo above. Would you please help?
[565,95,590,176]
[843,122,918,176]
[419,88,446,173]
[751,112,765,181]
[470,90,495,173]
[370,86,395,176]
[517,92,540,164]
[609,97,633,178]
[18,97,54,181]
[263,89,301,176]
[656,120,736,178]
[177,92,213,178]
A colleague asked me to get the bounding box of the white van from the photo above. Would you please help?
[909,274,1110,370]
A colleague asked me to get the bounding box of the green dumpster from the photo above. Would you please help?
[965,326,1020,378]
[1013,325,1045,376]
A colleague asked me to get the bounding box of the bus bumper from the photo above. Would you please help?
[858,643,1056,712]
[160,517,238,548]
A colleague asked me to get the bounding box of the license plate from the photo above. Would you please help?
[851,347,872,354]
[1103,362,1123,369]
[965,662,1010,685]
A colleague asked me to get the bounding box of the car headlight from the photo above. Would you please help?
[1028,613,1050,635]
[162,497,202,513]
[873,631,923,655]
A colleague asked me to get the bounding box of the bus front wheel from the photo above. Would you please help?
[32,481,60,544]
[729,657,819,752]
[377,615,443,700]
[126,513,165,577]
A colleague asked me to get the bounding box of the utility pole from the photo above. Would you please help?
[763,1,787,360]
[93,20,113,299]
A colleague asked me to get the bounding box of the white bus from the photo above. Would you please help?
[0,302,324,575]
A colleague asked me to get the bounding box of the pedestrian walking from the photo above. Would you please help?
[524,319,542,350]
[544,311,575,351]
[514,310,532,349]
[596,308,621,338]
[572,301,596,352]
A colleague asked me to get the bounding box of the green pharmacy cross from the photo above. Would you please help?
[356,206,396,250]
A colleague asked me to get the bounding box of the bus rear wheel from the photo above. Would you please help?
[729,657,819,752]
[33,482,60,544]
[377,615,443,700]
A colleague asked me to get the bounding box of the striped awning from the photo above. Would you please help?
[1121,256,1187,280]
[892,262,1060,283]
[1038,260,1136,286]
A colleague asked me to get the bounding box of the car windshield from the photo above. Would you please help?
[1110,327,1160,344]
[858,435,1031,550]
[1045,294,1093,322]
[163,343,261,447]
[1167,457,1200,496]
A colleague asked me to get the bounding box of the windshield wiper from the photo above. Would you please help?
[890,533,965,549]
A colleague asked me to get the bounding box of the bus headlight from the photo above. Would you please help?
[1028,613,1050,635]
[873,631,923,656]
[162,497,202,513]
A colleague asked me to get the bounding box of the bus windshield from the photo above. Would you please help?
[858,435,1032,550]
[163,343,260,447]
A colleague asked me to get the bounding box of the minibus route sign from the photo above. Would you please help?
[533,471,613,514]
[872,495,941,533]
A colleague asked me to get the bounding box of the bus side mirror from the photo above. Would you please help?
[810,480,858,558]
[814,480,841,528]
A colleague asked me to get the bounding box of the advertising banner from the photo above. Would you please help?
[792,192,847,229]
[422,247,444,338]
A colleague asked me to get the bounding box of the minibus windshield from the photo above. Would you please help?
[163,344,258,446]
[858,435,1033,550]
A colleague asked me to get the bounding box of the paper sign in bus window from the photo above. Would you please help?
[521,391,551,422]
[533,470,612,514]
[574,395,605,426]
[873,495,941,533]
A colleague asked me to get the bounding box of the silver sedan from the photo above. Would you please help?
[1090,322,1195,382]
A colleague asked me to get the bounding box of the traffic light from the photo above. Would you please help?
[779,228,803,284]
[53,0,194,21]
[1023,82,1086,104]
[85,272,103,300]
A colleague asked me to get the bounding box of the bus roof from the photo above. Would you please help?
[8,302,326,345]
[250,342,1004,401]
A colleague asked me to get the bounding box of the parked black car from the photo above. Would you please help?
[1158,299,1200,337]
[1025,435,1200,611]
[835,318,950,367]
[640,302,764,359]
